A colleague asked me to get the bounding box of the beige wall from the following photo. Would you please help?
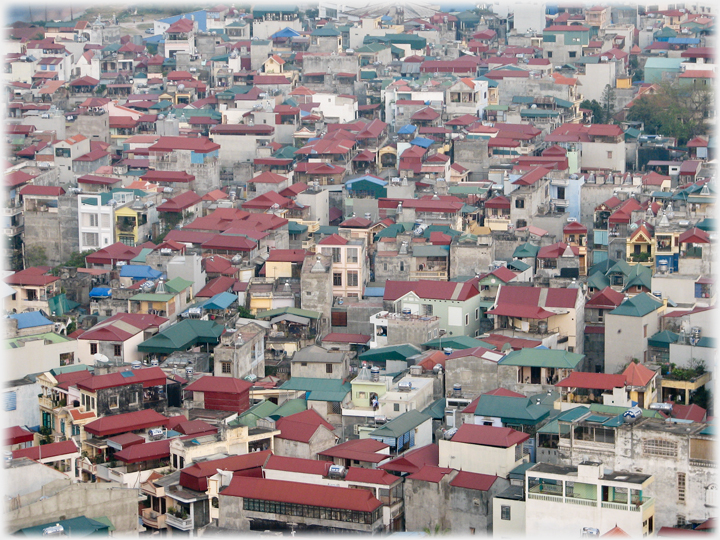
[492,497,526,538]
[439,439,525,478]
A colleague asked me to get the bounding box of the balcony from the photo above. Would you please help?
[410,269,448,280]
[165,513,194,531]
[551,178,570,187]
[486,217,511,231]
[141,508,167,530]
[3,206,22,216]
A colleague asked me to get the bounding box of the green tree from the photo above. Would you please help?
[579,99,604,123]
[238,306,255,319]
[25,245,47,268]
[423,524,451,536]
[601,84,616,123]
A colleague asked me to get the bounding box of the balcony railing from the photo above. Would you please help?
[165,513,194,531]
[410,270,448,280]
[142,508,167,529]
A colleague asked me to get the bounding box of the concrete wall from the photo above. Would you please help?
[3,380,41,429]
[578,182,624,230]
[345,300,383,336]
[297,189,330,226]
[605,310,661,373]
[274,427,337,460]
[439,439,524,478]
[445,356,500,397]
[4,338,79,382]
[492,495,526,538]
[65,113,108,144]
[6,482,139,534]
[387,317,440,347]
[450,236,495,278]
[576,62,617,103]
[583,141,626,174]
[301,254,333,336]
[23,194,79,267]
[452,139,490,180]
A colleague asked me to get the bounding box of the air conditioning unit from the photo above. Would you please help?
[567,217,577,222]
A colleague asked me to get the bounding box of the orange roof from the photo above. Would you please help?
[623,362,656,388]
[552,72,577,85]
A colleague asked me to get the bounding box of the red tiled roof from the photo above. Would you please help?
[157,190,202,212]
[623,363,656,388]
[248,171,288,184]
[115,439,171,464]
[141,170,196,183]
[275,409,336,443]
[174,419,218,436]
[384,279,479,302]
[317,438,390,463]
[450,470,498,491]
[379,443,439,474]
[563,221,587,233]
[679,227,710,244]
[78,313,167,342]
[13,440,78,461]
[322,333,371,344]
[556,372,626,390]
[450,424,529,448]
[537,242,579,259]
[318,233,349,246]
[670,403,706,423]
[148,136,220,154]
[345,467,398,485]
[6,426,34,446]
[407,464,454,483]
[185,376,251,394]
[586,287,625,309]
[5,267,59,287]
[222,476,382,513]
[201,234,257,252]
[512,167,551,186]
[265,455,331,476]
[196,276,238,298]
[83,409,169,437]
[77,367,167,392]
[19,185,65,196]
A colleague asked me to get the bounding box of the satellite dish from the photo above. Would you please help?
[177,84,185,91]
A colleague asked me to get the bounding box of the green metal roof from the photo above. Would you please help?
[472,395,550,425]
[288,221,308,234]
[231,398,307,427]
[360,70,377,80]
[421,398,446,420]
[521,109,560,118]
[130,248,154,263]
[359,344,422,363]
[448,185,489,196]
[621,264,652,292]
[412,245,449,258]
[164,277,194,294]
[50,364,91,377]
[47,293,80,317]
[272,145,299,160]
[369,409,430,439]
[587,271,610,290]
[356,43,388,53]
[279,377,351,402]
[421,335,495,350]
[256,307,321,320]
[513,242,540,258]
[16,516,110,536]
[606,259,634,277]
[311,25,341,37]
[499,348,585,369]
[509,461,536,479]
[609,293,662,317]
[507,259,531,272]
[648,330,679,348]
[137,319,224,354]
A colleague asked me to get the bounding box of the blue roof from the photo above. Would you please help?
[159,10,207,31]
[410,137,434,148]
[346,175,388,187]
[667,37,701,44]
[8,311,53,329]
[271,27,302,38]
[89,287,112,298]
[119,265,163,280]
[203,292,238,310]
[398,124,417,135]
[364,287,385,297]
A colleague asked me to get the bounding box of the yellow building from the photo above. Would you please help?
[626,223,654,266]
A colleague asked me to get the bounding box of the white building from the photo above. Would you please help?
[78,193,115,252]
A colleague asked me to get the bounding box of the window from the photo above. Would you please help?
[394,403,400,412]
[326,363,333,374]
[470,528,476,535]
[597,309,604,323]
[55,148,71,158]
[516,219,527,228]
[465,313,470,325]
[4,391,17,412]
[515,199,525,209]
[347,271,358,287]
[333,273,342,286]
[129,392,139,406]
[475,308,479,320]
[113,344,122,357]
[643,439,678,457]
[643,324,648,338]
[90,343,98,355]
[82,233,99,247]
[501,505,511,520]
[400,262,405,272]
[547,51,553,58]
[83,213,99,227]
[677,515,686,527]
[678,473,686,503]
[384,263,388,271]
[331,248,341,263]
[423,304,433,316]
[607,151,613,159]
[569,51,577,58]
[347,248,358,263]
[109,395,119,409]
[221,362,231,374]
[706,485,717,507]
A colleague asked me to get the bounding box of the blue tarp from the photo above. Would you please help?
[89,287,112,298]
[346,175,388,187]
[8,311,53,329]
[159,10,208,31]
[364,287,385,297]
[119,265,163,280]
[271,27,301,38]
[398,124,417,135]
[410,137,433,148]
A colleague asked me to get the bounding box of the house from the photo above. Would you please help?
[76,313,168,366]
[604,293,665,373]
[523,462,655,537]
[316,233,368,299]
[183,376,252,414]
[444,346,508,399]
[317,438,391,469]
[368,409,433,456]
[278,377,351,425]
[383,279,483,337]
[584,286,626,373]
[439,424,530,477]
[12,439,81,477]
[273,408,339,459]
[137,319,225,360]
[497,348,586,395]
[290,345,351,380]
[487,285,585,354]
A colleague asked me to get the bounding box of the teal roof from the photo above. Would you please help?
[137,319,224,354]
[375,223,412,239]
[369,409,430,439]
[256,307,321,320]
[421,398,446,420]
[272,145,299,160]
[356,43,388,53]
[507,259,531,272]
[621,264,652,292]
[129,293,176,302]
[311,25,341,37]
[288,221,308,234]
[50,364,92,377]
[587,271,610,290]
[412,245,450,258]
[231,398,307,427]
[589,403,664,419]
[203,292,238,310]
[606,258,633,277]
[448,185,489,196]
[130,248,154,263]
[609,293,662,317]
[422,335,495,350]
[359,344,422,363]
[509,461,535,479]
[472,395,550,425]
[499,348,585,369]
[279,377,351,402]
[521,109,561,118]
[47,293,80,317]
[648,330,679,348]
[17,516,110,536]
[513,242,540,258]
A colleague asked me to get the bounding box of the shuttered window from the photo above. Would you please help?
[331,311,347,327]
